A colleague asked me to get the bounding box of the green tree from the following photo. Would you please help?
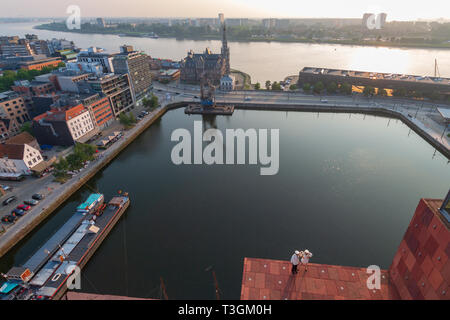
[340,83,352,95]
[302,83,311,93]
[20,122,33,135]
[142,97,150,108]
[378,88,388,96]
[363,86,376,97]
[289,84,298,91]
[119,112,137,127]
[265,80,271,90]
[313,81,324,94]
[393,88,407,97]
[429,91,441,101]
[254,82,261,90]
[271,81,282,91]
[150,94,159,108]
[326,82,337,94]
[53,157,69,178]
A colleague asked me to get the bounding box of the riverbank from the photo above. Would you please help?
[34,24,450,50]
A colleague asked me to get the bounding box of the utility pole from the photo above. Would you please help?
[205,266,221,300]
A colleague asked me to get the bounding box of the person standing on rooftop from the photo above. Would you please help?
[290,250,300,275]
[300,249,313,272]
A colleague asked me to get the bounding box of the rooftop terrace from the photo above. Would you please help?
[241,258,399,300]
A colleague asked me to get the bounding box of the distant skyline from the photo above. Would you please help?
[2,0,450,21]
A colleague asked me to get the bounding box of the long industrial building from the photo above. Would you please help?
[298,67,450,95]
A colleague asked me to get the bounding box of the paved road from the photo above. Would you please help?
[154,83,450,151]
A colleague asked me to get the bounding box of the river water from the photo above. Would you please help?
[0,23,449,299]
[1,22,450,83]
[0,108,449,299]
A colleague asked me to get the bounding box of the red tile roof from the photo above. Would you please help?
[32,104,87,122]
[241,258,400,300]
[0,144,25,160]
[4,132,36,145]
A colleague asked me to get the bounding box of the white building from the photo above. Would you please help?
[64,105,97,142]
[220,75,235,91]
[0,143,44,176]
[77,47,115,74]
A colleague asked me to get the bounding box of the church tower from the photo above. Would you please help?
[220,13,230,76]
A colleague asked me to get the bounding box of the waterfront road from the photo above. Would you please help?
[156,83,450,152]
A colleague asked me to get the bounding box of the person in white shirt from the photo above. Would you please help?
[290,250,300,275]
[300,249,313,272]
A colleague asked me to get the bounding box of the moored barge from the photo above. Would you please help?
[0,192,130,300]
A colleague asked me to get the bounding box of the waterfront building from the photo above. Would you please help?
[54,92,114,129]
[52,70,91,93]
[158,69,180,82]
[298,67,450,96]
[0,91,31,126]
[77,47,115,74]
[32,104,98,146]
[30,40,51,57]
[219,74,235,91]
[47,38,76,55]
[5,131,41,151]
[30,95,60,118]
[81,73,135,117]
[18,56,62,71]
[112,45,153,100]
[12,80,56,97]
[180,15,230,85]
[0,38,34,56]
[11,80,57,117]
[0,141,44,176]
[86,95,114,128]
[65,61,104,77]
[0,118,20,142]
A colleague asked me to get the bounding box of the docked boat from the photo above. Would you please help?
[0,192,130,300]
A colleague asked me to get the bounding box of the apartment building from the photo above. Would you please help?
[112,45,153,100]
[32,104,98,146]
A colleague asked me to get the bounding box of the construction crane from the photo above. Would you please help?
[200,71,216,108]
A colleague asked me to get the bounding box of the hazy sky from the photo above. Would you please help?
[3,0,450,20]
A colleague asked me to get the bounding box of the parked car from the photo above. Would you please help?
[3,196,17,206]
[11,209,25,217]
[32,194,44,200]
[17,204,31,211]
[1,185,13,191]
[2,215,17,223]
[24,199,39,206]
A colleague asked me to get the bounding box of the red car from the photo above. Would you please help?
[17,204,31,211]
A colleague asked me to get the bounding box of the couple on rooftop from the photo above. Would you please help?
[290,249,313,275]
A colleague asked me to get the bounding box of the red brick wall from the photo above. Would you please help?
[389,199,449,300]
